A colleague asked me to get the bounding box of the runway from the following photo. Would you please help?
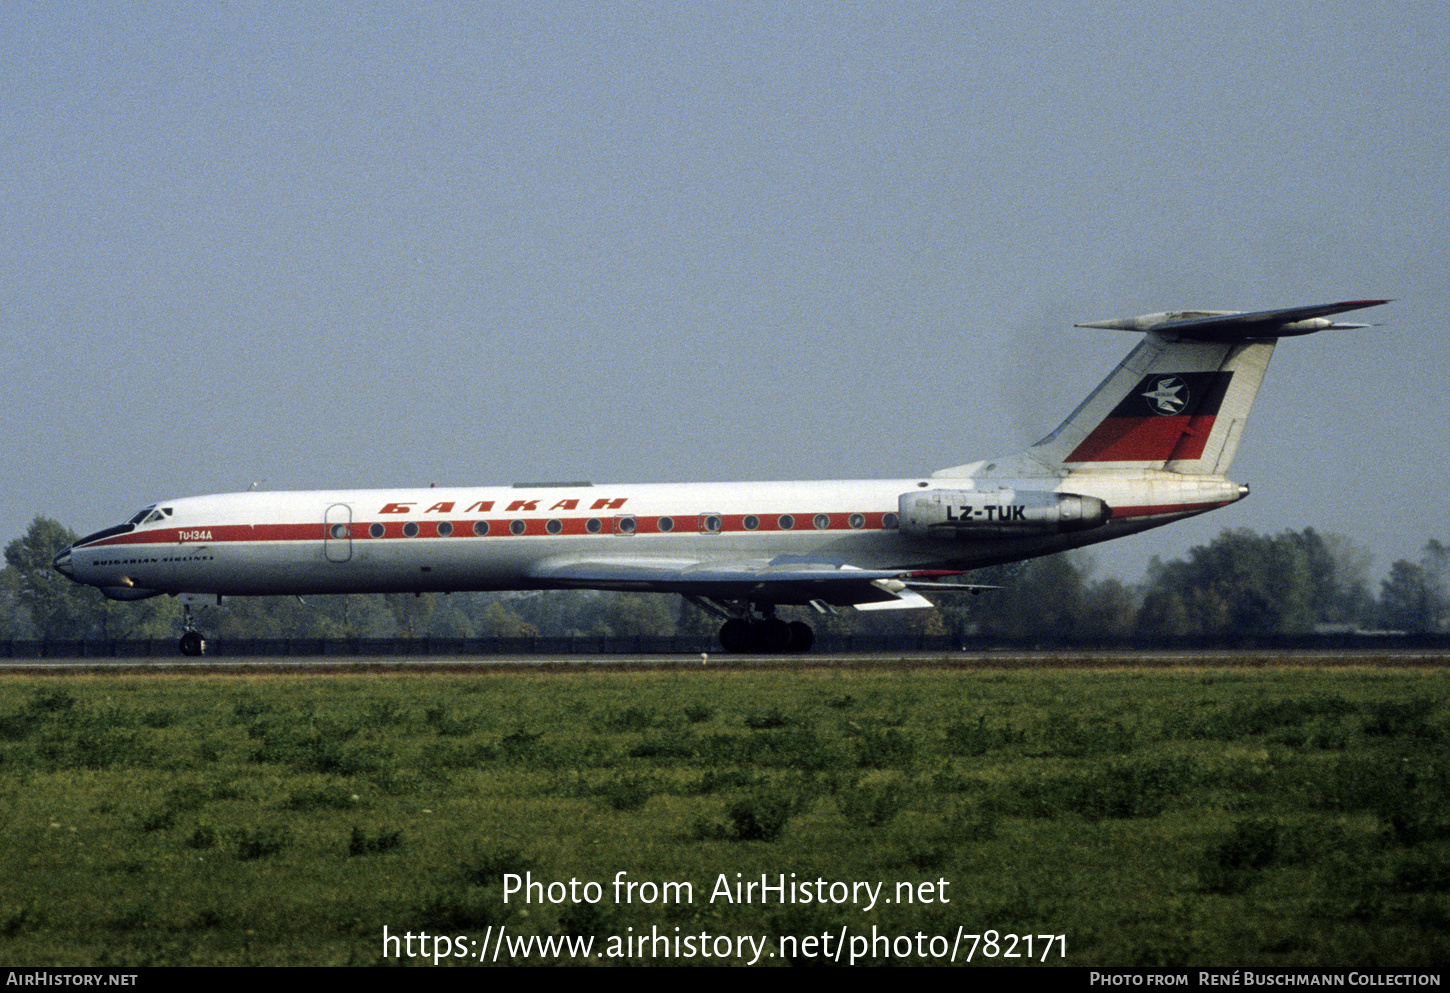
[1,648,1446,675]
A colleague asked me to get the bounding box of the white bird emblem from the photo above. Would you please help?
[1142,377,1188,415]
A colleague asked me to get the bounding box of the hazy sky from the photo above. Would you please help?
[4,2,1446,584]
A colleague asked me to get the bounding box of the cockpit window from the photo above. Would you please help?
[123,506,173,527]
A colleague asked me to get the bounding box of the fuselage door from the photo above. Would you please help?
[324,503,353,563]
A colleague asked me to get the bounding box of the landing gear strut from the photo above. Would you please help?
[688,597,815,654]
[178,602,205,657]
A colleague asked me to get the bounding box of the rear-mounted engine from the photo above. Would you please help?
[899,488,1110,537]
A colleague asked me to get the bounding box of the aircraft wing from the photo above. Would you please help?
[525,555,993,609]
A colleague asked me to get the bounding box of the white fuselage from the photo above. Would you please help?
[59,472,1242,602]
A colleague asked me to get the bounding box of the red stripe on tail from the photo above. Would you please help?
[1066,414,1217,463]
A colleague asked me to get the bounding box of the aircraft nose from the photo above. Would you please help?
[53,546,74,578]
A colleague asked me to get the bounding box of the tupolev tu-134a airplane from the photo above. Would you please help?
[54,299,1388,656]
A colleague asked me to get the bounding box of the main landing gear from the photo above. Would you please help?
[719,616,814,653]
[687,597,816,654]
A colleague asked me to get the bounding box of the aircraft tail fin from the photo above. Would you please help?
[935,300,1387,479]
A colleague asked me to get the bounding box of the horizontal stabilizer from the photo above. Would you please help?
[1077,299,1389,341]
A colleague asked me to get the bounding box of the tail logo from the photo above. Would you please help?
[1141,377,1188,415]
[1065,370,1234,464]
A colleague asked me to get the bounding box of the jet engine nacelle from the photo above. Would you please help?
[899,488,1110,537]
[99,586,163,601]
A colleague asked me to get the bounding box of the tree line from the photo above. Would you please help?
[4,515,1447,644]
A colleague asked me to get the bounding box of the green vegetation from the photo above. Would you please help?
[0,665,1446,966]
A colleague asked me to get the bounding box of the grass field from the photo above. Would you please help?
[0,661,1446,966]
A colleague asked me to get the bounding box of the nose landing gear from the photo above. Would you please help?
[178,600,206,656]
